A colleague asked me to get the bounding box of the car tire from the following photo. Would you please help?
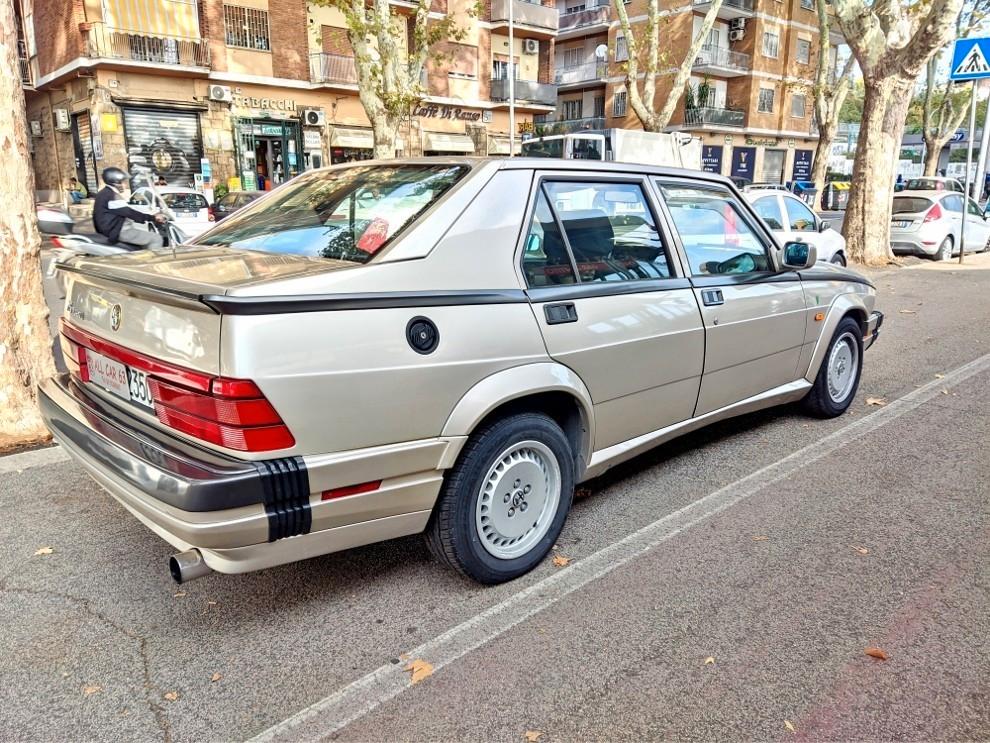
[934,236,953,261]
[830,252,847,267]
[802,316,864,419]
[425,412,575,584]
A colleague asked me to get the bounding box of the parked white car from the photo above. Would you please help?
[745,190,847,265]
[890,190,990,260]
[130,186,214,239]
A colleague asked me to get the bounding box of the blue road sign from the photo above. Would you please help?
[950,37,990,81]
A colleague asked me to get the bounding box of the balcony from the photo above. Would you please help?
[18,40,31,87]
[310,53,359,86]
[535,116,605,134]
[491,78,558,106]
[491,0,559,38]
[85,22,209,68]
[558,0,611,36]
[684,106,745,128]
[554,61,607,87]
[692,44,750,77]
[692,0,754,19]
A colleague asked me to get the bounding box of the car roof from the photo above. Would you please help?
[895,190,952,198]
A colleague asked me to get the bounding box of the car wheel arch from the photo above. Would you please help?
[440,363,595,478]
[804,294,870,384]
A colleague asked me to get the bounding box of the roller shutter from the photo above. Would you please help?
[121,107,203,188]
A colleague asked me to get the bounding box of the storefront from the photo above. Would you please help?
[329,126,375,164]
[121,106,204,188]
[233,118,303,191]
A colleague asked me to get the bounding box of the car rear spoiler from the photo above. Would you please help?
[57,262,221,314]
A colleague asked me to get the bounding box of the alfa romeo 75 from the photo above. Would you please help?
[40,158,882,584]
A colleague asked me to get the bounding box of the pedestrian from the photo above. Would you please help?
[66,177,87,204]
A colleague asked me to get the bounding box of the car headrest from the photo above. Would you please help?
[564,210,614,259]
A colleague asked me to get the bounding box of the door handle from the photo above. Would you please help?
[700,289,724,306]
[544,302,578,325]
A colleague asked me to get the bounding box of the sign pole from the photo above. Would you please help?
[961,81,977,264]
[508,0,515,158]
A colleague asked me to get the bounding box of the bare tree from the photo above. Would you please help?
[315,0,464,158]
[834,0,964,265]
[613,0,724,131]
[0,0,56,450]
[921,0,990,176]
[810,0,855,203]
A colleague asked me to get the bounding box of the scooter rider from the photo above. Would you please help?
[93,167,166,249]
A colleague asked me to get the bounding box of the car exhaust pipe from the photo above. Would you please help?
[168,549,211,584]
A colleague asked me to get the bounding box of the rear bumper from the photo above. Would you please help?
[890,235,938,256]
[864,310,883,351]
[39,375,448,574]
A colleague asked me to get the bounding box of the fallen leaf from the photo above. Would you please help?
[704,656,715,665]
[210,672,222,683]
[853,546,869,555]
[524,732,543,742]
[784,720,795,733]
[898,309,917,314]
[404,659,434,685]
[33,547,54,556]
[173,592,186,598]
[752,535,770,542]
[163,691,180,702]
[941,389,949,395]
[82,684,101,696]
[935,373,945,379]
[864,647,888,661]
[552,554,572,568]
[865,397,887,407]
[398,652,411,661]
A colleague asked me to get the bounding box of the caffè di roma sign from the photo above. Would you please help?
[413,103,482,122]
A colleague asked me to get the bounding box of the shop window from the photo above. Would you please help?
[757,87,775,113]
[224,5,270,51]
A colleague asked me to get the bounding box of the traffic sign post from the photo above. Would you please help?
[949,37,990,264]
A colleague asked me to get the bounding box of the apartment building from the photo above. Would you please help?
[546,0,836,183]
[17,0,559,197]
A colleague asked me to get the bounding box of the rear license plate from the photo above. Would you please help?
[892,220,910,228]
[86,349,155,410]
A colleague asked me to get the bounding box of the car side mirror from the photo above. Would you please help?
[782,241,817,270]
[818,220,830,232]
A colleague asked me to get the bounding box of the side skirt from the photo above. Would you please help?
[581,379,812,481]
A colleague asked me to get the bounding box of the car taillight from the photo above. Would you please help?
[59,319,294,452]
[923,203,942,223]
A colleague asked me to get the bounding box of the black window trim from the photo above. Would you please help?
[517,173,683,297]
[651,176,788,285]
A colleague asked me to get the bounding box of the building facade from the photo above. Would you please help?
[17,0,832,201]
[17,0,558,198]
[547,0,835,183]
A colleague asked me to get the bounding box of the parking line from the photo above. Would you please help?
[248,351,990,743]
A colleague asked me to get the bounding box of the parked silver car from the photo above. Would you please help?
[40,159,882,585]
[890,190,990,260]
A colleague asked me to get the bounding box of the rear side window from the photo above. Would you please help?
[197,165,467,262]
[784,197,816,231]
[521,180,670,286]
[658,182,772,276]
[892,197,933,214]
[906,178,936,191]
[942,195,964,213]
[752,196,784,230]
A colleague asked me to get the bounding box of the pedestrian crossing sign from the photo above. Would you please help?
[950,37,990,80]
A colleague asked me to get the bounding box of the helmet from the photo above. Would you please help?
[101,167,129,187]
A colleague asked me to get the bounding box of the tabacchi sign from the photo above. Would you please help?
[413,104,482,122]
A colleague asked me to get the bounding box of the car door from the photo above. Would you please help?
[751,194,786,238]
[780,194,830,261]
[964,196,990,252]
[522,175,705,450]
[655,179,808,416]
[941,194,964,245]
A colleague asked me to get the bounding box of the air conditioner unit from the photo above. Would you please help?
[30,120,43,137]
[301,108,326,127]
[522,39,540,55]
[729,17,746,31]
[53,108,71,132]
[729,29,745,42]
[208,84,233,103]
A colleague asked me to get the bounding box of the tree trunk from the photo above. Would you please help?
[811,120,835,208]
[0,0,57,450]
[370,114,398,159]
[842,76,913,266]
[923,135,942,176]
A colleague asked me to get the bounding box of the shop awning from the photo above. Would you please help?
[423,132,476,153]
[330,127,374,150]
[104,0,200,38]
[487,136,521,156]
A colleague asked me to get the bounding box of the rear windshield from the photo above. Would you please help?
[196,164,467,262]
[163,193,209,210]
[905,178,949,191]
[892,197,934,214]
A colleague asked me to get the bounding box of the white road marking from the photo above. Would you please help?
[0,445,67,475]
[249,351,990,743]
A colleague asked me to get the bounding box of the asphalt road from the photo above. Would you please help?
[2,255,989,742]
